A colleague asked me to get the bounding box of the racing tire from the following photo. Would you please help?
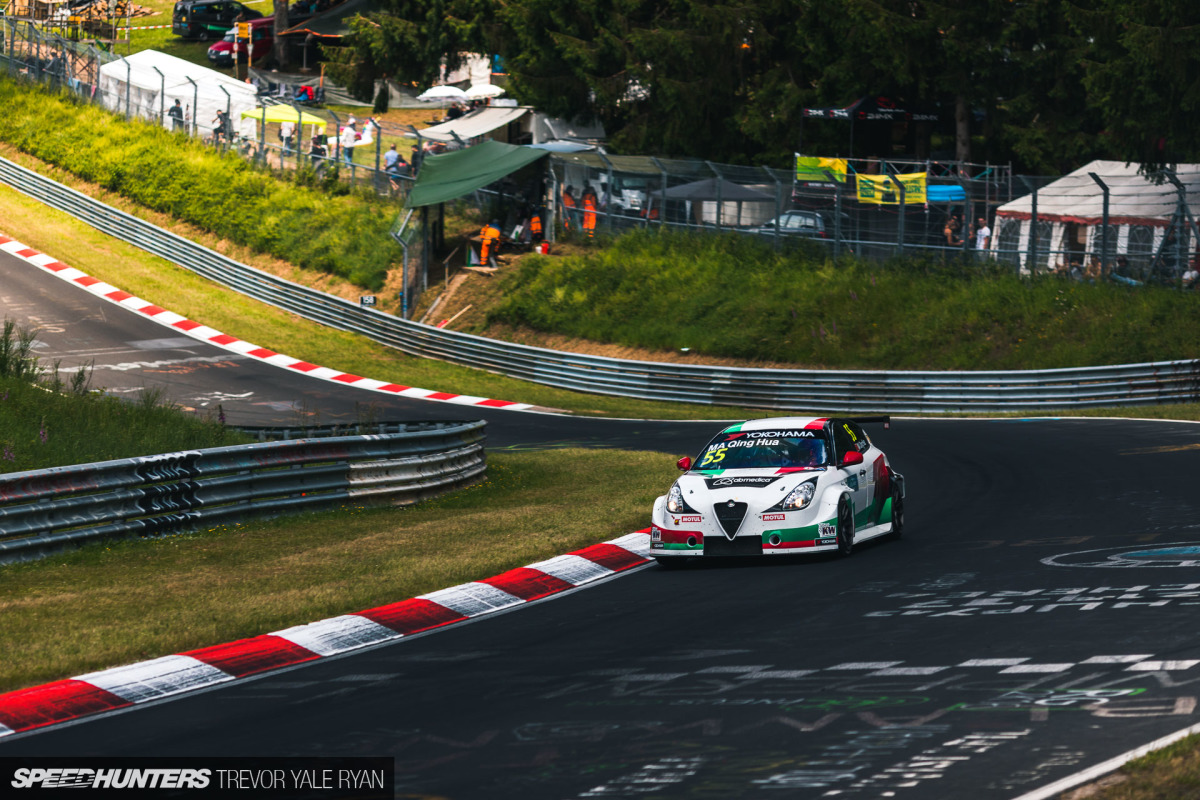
[889,486,905,540]
[836,499,854,557]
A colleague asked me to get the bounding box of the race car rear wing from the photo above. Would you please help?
[849,415,891,429]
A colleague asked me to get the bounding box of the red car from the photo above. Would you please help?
[207,17,273,67]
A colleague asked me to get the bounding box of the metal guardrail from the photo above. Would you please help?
[1,156,1198,412]
[0,420,486,563]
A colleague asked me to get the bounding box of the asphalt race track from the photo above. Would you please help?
[4,246,1200,798]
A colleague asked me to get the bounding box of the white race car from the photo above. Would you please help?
[651,416,904,564]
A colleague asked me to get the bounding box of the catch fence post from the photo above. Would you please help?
[1088,172,1110,273]
[887,173,906,257]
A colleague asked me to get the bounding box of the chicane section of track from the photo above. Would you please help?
[3,416,1200,799]
[0,244,720,451]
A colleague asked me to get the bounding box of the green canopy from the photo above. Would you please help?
[241,104,327,127]
[406,140,548,209]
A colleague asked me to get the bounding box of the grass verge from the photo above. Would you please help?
[489,230,1200,370]
[0,447,674,693]
[1073,732,1200,799]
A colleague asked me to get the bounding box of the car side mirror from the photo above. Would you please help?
[676,456,692,471]
[839,450,864,468]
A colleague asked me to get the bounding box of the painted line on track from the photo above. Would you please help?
[0,531,653,738]
[0,234,533,412]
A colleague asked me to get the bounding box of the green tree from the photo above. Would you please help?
[1076,0,1200,171]
[327,0,493,100]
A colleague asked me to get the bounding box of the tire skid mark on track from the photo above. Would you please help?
[0,531,652,738]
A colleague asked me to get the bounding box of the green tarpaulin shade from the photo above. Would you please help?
[406,140,549,209]
[241,104,327,126]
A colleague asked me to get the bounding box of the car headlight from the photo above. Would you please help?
[781,479,817,511]
[666,483,695,514]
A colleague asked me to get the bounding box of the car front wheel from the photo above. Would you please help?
[837,499,854,557]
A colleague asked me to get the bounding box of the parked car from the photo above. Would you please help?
[207,16,274,66]
[752,210,830,238]
[173,0,262,41]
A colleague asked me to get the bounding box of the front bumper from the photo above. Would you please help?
[649,515,839,557]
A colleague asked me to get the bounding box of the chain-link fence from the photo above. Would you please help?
[544,152,1200,289]
[546,152,1015,259]
[0,18,421,199]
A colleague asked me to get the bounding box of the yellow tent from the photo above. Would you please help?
[241,104,327,127]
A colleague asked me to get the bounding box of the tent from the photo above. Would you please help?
[241,104,327,127]
[800,95,939,157]
[416,107,531,145]
[406,140,548,208]
[97,50,257,134]
[650,177,776,226]
[652,177,774,202]
[992,159,1200,273]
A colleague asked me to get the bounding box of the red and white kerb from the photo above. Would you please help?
[0,531,653,737]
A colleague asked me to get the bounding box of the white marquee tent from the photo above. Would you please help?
[97,50,258,135]
[992,159,1200,273]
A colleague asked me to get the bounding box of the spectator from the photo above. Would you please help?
[340,118,358,166]
[1183,261,1199,289]
[167,99,184,131]
[280,119,295,154]
[943,214,962,247]
[974,216,991,250]
[211,110,230,145]
[309,134,328,176]
[385,145,409,194]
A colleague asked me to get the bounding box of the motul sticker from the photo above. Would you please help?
[761,513,786,521]
[680,515,702,523]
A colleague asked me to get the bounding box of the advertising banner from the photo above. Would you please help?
[795,156,848,188]
[855,172,927,205]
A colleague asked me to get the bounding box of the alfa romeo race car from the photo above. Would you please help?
[650,416,904,564]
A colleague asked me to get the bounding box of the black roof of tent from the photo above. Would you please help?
[802,96,939,123]
[651,177,774,202]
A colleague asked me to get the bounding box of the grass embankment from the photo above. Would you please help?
[0,79,398,289]
[0,375,248,472]
[488,230,1200,370]
[0,439,673,693]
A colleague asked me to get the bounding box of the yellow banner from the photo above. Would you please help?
[795,156,848,184]
[856,172,927,205]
